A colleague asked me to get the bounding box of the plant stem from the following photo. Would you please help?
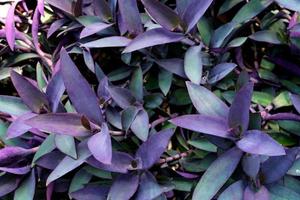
[261,112,300,122]
[158,150,193,165]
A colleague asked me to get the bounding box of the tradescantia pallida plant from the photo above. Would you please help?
[2,0,300,199]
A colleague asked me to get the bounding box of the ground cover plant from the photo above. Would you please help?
[1,0,300,199]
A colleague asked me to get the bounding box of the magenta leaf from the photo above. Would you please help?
[228,82,253,132]
[60,48,103,125]
[123,28,184,53]
[170,114,232,138]
[243,186,269,200]
[88,123,112,164]
[10,70,49,113]
[0,147,36,166]
[236,130,285,156]
[107,173,139,200]
[5,0,22,50]
[25,113,91,137]
[135,128,174,169]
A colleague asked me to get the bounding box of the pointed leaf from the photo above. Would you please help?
[242,154,260,178]
[80,22,113,38]
[218,180,245,200]
[46,71,65,113]
[88,123,112,164]
[46,140,91,185]
[130,109,149,141]
[60,48,103,125]
[10,70,49,113]
[0,174,20,197]
[93,0,112,21]
[123,28,184,53]
[186,81,229,118]
[136,128,174,169]
[26,113,91,137]
[171,114,231,138]
[83,36,132,48]
[0,95,30,116]
[141,0,183,31]
[182,0,213,32]
[155,58,187,78]
[55,134,77,159]
[107,173,139,200]
[6,113,36,139]
[14,169,36,200]
[32,134,56,164]
[275,0,300,12]
[118,0,143,35]
[192,147,243,200]
[135,171,163,200]
[108,86,136,109]
[269,184,300,200]
[208,63,237,84]
[70,185,109,200]
[228,82,253,131]
[243,186,269,200]
[0,166,30,175]
[129,67,143,101]
[121,106,139,132]
[236,130,285,156]
[184,45,203,85]
[261,148,298,184]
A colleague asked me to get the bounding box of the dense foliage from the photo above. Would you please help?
[1,0,300,199]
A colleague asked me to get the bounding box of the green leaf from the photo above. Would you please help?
[249,30,282,44]
[197,17,213,46]
[192,147,243,200]
[188,138,217,152]
[252,92,273,106]
[184,45,203,85]
[269,185,300,200]
[32,134,56,165]
[0,95,30,116]
[0,53,39,68]
[55,134,77,159]
[273,91,292,109]
[130,67,143,101]
[14,169,36,200]
[159,69,173,96]
[218,0,244,15]
[69,169,92,194]
[36,62,47,90]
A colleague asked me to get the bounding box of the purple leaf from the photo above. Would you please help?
[87,151,134,173]
[5,0,22,50]
[135,128,174,169]
[80,22,113,38]
[181,0,213,32]
[6,112,37,139]
[0,165,31,175]
[123,28,184,53]
[37,0,44,15]
[108,86,136,109]
[118,0,143,36]
[130,109,149,141]
[35,151,64,170]
[46,0,74,16]
[242,154,260,178]
[236,130,285,156]
[243,186,269,200]
[141,0,183,31]
[155,58,187,78]
[25,113,91,137]
[32,7,42,56]
[208,63,237,84]
[10,70,49,113]
[0,146,36,166]
[88,123,112,164]
[261,147,298,184]
[0,174,20,197]
[47,18,68,38]
[46,140,91,185]
[192,147,243,200]
[97,77,110,102]
[170,114,232,138]
[218,180,245,200]
[70,185,109,200]
[186,81,229,118]
[93,0,113,22]
[14,169,36,200]
[60,48,103,125]
[83,36,132,48]
[228,82,253,132]
[45,71,65,112]
[184,44,203,84]
[135,171,163,200]
[290,93,300,114]
[121,106,140,132]
[107,173,139,200]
